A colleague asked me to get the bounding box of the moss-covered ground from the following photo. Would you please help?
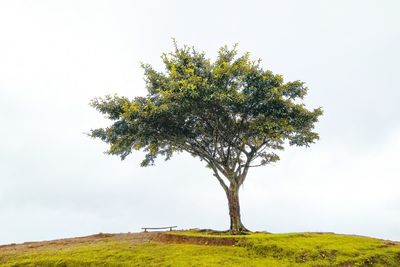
[1,230,399,266]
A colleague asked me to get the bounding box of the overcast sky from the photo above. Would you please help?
[1,0,399,245]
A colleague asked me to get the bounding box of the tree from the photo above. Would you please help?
[89,42,322,233]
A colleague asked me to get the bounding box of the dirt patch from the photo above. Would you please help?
[0,233,118,252]
[0,231,237,254]
[156,233,238,246]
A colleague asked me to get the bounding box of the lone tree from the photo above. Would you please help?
[89,43,322,233]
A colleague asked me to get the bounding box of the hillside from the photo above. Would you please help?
[1,230,399,266]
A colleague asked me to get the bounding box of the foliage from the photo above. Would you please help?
[89,42,322,187]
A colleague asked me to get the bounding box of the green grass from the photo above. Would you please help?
[1,231,399,266]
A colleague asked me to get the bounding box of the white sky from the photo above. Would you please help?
[1,0,399,244]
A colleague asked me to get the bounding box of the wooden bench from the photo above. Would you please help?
[142,226,177,232]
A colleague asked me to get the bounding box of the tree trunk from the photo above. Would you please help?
[227,185,248,234]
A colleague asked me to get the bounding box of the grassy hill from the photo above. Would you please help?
[1,230,399,266]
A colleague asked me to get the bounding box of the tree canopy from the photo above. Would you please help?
[90,42,322,233]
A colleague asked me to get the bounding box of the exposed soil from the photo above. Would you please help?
[157,232,237,246]
[0,232,155,253]
[0,231,237,254]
